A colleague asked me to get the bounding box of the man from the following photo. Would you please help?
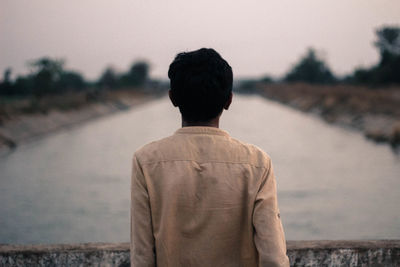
[131,48,289,266]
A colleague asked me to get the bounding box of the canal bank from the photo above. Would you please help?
[0,90,161,153]
[249,83,400,149]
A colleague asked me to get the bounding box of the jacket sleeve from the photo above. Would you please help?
[253,158,290,267]
[131,154,156,267]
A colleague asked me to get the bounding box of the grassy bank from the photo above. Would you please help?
[244,83,400,148]
[0,89,162,151]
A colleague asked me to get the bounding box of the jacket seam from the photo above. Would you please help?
[139,159,268,169]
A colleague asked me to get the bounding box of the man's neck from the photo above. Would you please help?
[182,117,220,128]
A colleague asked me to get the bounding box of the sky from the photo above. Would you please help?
[1,0,400,81]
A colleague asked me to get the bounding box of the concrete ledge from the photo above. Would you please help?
[1,240,399,266]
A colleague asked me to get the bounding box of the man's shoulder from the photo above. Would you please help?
[133,135,176,161]
[133,132,271,168]
[227,136,272,167]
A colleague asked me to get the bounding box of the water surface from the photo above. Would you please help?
[0,95,399,244]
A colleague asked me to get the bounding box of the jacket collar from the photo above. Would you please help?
[175,126,230,137]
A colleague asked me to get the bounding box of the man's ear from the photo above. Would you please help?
[169,90,178,107]
[224,92,233,110]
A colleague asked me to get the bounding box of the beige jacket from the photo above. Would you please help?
[131,126,289,267]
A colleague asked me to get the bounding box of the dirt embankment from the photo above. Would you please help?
[255,83,400,148]
[0,90,160,152]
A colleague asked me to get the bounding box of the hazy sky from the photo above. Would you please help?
[1,0,400,80]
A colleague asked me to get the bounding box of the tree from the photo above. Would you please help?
[1,58,88,96]
[260,75,274,84]
[120,61,149,87]
[375,26,400,56]
[349,26,400,86]
[30,57,65,96]
[284,48,335,84]
[98,67,118,89]
[58,71,86,90]
[2,68,11,84]
[0,68,34,96]
[0,68,13,95]
[374,26,400,84]
[13,75,34,95]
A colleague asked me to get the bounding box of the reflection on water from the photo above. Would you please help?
[0,95,399,244]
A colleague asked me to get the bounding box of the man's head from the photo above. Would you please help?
[168,48,233,123]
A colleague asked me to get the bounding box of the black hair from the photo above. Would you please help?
[168,48,233,122]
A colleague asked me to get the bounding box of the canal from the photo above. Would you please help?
[0,95,399,244]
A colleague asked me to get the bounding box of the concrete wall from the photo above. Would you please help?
[1,240,399,266]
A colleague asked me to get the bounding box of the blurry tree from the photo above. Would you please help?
[373,26,400,84]
[348,26,400,86]
[99,67,118,89]
[120,61,149,87]
[0,68,13,95]
[238,79,258,93]
[1,58,88,97]
[30,57,65,97]
[2,68,12,83]
[284,48,335,84]
[0,68,35,96]
[351,68,371,84]
[260,75,274,84]
[58,71,86,90]
[375,26,400,56]
[13,75,34,95]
